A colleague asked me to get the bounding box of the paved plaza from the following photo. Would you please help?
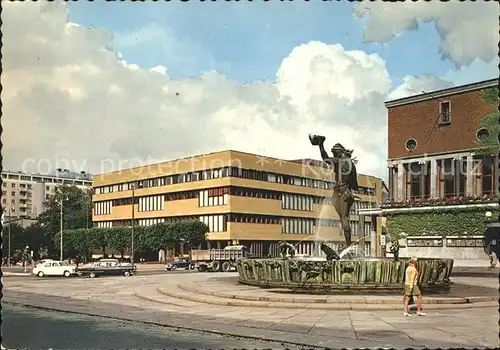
[3,271,499,348]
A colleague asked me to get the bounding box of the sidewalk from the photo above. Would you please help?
[452,265,500,277]
[2,272,32,277]
[135,263,165,270]
[3,278,497,349]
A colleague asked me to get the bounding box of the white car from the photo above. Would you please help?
[33,260,77,277]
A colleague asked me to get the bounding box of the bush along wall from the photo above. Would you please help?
[385,207,500,241]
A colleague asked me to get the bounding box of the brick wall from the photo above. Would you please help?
[388,89,496,160]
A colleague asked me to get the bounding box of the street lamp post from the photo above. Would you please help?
[59,195,69,261]
[131,184,135,266]
[3,212,22,267]
[8,207,11,266]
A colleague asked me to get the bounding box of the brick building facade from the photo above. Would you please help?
[385,78,498,202]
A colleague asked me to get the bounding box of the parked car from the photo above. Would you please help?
[33,261,77,277]
[165,258,195,271]
[77,259,136,278]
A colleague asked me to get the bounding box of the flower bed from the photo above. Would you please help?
[382,195,498,209]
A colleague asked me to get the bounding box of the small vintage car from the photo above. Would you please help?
[77,259,137,278]
[165,258,195,271]
[33,260,78,277]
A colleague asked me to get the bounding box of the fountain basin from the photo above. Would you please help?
[236,257,454,293]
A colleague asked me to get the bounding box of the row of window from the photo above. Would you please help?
[282,218,315,234]
[316,219,341,227]
[138,195,165,212]
[348,221,373,236]
[138,218,165,226]
[96,221,112,228]
[94,201,112,215]
[282,194,314,211]
[95,168,230,194]
[112,198,138,206]
[228,213,282,225]
[349,201,377,214]
[94,215,201,228]
[94,166,377,195]
[200,214,226,232]
[229,186,281,200]
[93,213,373,234]
[96,186,377,213]
[391,155,497,200]
[165,191,197,201]
[199,189,229,207]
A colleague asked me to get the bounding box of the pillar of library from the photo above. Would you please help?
[430,158,438,197]
[466,154,474,196]
[397,163,405,201]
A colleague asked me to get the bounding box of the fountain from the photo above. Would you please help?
[237,134,454,292]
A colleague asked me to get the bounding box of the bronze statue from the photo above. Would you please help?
[310,134,359,247]
[320,242,341,261]
[278,240,296,259]
[390,240,400,261]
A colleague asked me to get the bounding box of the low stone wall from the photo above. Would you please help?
[392,235,491,266]
[237,257,453,292]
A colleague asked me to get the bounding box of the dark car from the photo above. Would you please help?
[165,258,195,271]
[77,259,137,278]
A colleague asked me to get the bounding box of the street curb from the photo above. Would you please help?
[1,300,332,349]
[158,285,497,310]
[133,291,188,307]
[157,286,497,310]
[178,282,496,305]
[2,273,32,277]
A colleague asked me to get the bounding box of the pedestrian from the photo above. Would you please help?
[404,256,426,316]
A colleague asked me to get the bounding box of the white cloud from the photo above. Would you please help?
[388,75,454,100]
[443,59,499,86]
[2,2,456,182]
[354,1,499,67]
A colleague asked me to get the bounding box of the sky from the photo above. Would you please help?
[2,0,499,181]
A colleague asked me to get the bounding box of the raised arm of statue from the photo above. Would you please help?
[309,134,336,169]
[318,143,331,162]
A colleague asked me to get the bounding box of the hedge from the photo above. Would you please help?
[386,206,499,241]
[54,219,209,260]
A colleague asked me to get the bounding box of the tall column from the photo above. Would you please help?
[430,158,438,198]
[397,163,405,201]
[388,166,394,201]
[466,155,474,196]
[358,215,365,252]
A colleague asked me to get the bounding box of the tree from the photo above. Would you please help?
[476,87,500,155]
[105,227,131,257]
[146,223,180,251]
[175,220,208,249]
[50,219,209,261]
[133,226,151,255]
[53,229,79,260]
[37,185,92,255]
[89,228,108,258]
[1,222,26,261]
[22,223,49,260]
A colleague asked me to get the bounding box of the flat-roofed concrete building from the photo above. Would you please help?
[92,150,383,256]
[1,170,92,221]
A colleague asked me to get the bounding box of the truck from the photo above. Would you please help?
[191,245,248,272]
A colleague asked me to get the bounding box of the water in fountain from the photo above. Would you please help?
[338,235,368,259]
[313,195,331,257]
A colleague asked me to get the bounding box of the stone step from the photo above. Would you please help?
[133,286,205,308]
[155,284,496,311]
[178,282,497,305]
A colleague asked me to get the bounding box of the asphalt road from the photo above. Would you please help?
[2,266,194,277]
[1,303,301,349]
